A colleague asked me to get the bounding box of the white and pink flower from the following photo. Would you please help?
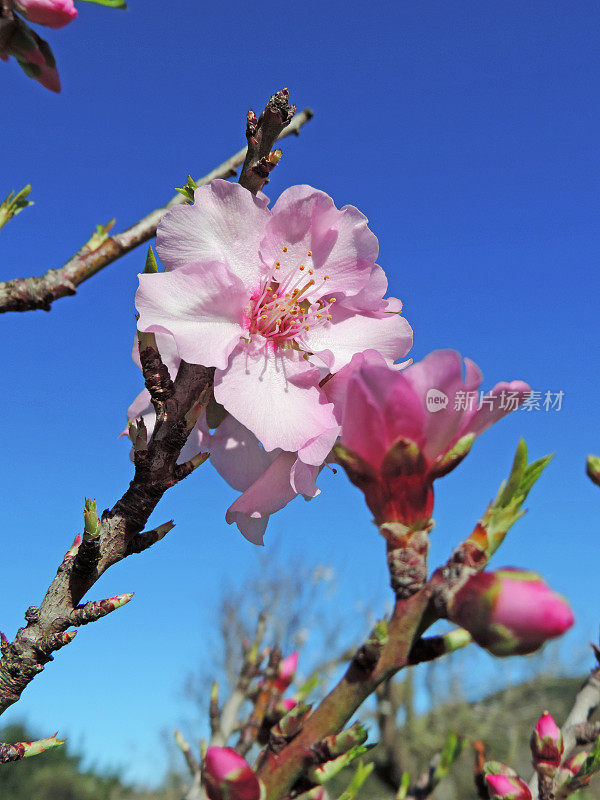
[129,180,412,542]
[136,180,412,460]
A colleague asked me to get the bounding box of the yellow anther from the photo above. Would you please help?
[283,246,288,252]
[308,250,312,256]
[316,314,322,319]
[261,315,267,320]
[308,269,314,275]
[304,325,310,330]
[323,274,329,280]
[330,297,336,303]
[326,314,332,320]
[299,265,305,271]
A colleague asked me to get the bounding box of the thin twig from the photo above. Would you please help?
[0,104,313,314]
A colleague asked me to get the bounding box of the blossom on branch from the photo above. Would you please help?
[447,568,574,656]
[136,180,412,460]
[326,349,530,525]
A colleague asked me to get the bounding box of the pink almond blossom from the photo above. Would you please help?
[125,336,320,544]
[325,349,530,525]
[448,568,574,657]
[15,0,77,29]
[135,180,412,460]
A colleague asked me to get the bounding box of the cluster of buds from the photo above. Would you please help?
[483,712,593,800]
[447,568,574,657]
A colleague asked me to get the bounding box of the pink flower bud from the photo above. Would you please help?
[203,747,260,800]
[326,350,529,526]
[448,568,574,656]
[281,697,297,712]
[15,0,77,29]
[274,652,298,692]
[530,712,563,768]
[485,774,532,800]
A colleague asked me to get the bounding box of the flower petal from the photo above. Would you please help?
[404,350,482,461]
[209,415,280,491]
[303,303,413,373]
[260,185,378,298]
[157,179,270,291]
[297,425,340,466]
[225,452,300,545]
[462,380,531,439]
[136,261,246,370]
[214,342,338,454]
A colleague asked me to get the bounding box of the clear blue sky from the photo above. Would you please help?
[1,0,599,786]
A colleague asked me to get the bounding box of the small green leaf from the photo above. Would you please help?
[434,732,464,781]
[175,174,198,204]
[0,184,33,231]
[77,0,127,8]
[144,245,159,273]
[396,772,411,800]
[336,761,375,800]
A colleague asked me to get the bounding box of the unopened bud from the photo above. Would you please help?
[274,651,298,692]
[485,774,532,800]
[203,747,260,800]
[530,712,563,769]
[448,568,574,656]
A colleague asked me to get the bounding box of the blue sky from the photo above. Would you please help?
[1,0,600,786]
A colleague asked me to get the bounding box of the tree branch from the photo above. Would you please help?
[0,352,213,715]
[0,101,313,314]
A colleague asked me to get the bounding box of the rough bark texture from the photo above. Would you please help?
[238,88,298,195]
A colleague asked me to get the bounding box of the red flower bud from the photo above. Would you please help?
[203,747,260,800]
[448,568,574,656]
